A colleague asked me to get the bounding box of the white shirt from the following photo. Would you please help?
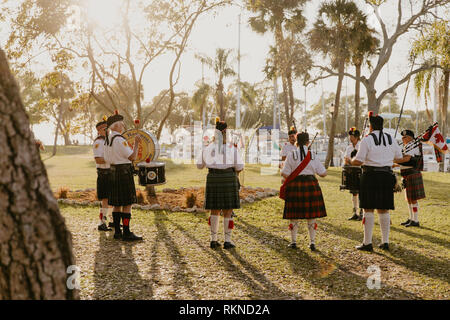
[93,137,110,169]
[345,140,361,159]
[354,130,403,167]
[196,142,244,171]
[104,131,133,165]
[281,145,327,177]
[281,142,297,158]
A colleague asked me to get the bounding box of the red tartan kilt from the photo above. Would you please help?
[403,172,426,201]
[283,175,327,220]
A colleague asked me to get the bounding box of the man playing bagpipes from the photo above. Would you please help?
[394,129,426,227]
[344,127,363,221]
[280,131,327,251]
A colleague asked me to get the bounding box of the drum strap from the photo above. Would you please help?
[109,134,126,147]
[94,136,105,142]
[370,132,392,146]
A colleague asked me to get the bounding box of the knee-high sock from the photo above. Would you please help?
[289,220,299,243]
[99,207,104,224]
[407,203,413,220]
[411,203,419,222]
[379,212,390,244]
[208,215,220,241]
[363,211,375,245]
[352,195,359,211]
[307,219,317,244]
[112,211,122,232]
[121,212,131,235]
[224,217,234,243]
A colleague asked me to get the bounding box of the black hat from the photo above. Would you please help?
[369,113,383,130]
[96,115,108,129]
[297,132,309,145]
[348,127,360,138]
[215,117,227,131]
[401,129,415,139]
[107,111,124,128]
[288,126,297,135]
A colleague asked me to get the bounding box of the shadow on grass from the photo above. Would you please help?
[390,226,450,250]
[93,231,152,299]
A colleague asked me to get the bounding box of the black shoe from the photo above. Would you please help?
[113,231,122,240]
[378,243,389,250]
[98,223,112,231]
[223,242,235,249]
[356,214,363,221]
[406,221,420,227]
[309,244,316,251]
[356,243,373,252]
[108,222,115,228]
[287,243,297,249]
[348,213,359,220]
[122,232,143,241]
[401,219,411,226]
[210,241,220,249]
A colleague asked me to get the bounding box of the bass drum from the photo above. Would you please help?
[122,129,160,163]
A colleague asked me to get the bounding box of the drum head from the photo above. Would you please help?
[123,129,160,163]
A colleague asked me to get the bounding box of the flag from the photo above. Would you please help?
[422,123,448,162]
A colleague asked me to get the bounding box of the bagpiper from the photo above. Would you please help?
[196,117,244,249]
[281,126,298,162]
[395,129,426,227]
[280,131,327,251]
[93,117,112,231]
[351,114,405,251]
[104,111,143,241]
[344,127,363,221]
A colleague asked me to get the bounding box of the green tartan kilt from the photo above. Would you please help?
[204,169,240,210]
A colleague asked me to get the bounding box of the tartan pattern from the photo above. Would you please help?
[402,172,426,201]
[96,169,111,200]
[283,175,327,220]
[108,164,137,206]
[204,170,240,210]
[359,171,395,210]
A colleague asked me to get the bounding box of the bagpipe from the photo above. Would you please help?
[401,122,437,154]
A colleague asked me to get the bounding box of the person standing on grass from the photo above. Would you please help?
[196,117,244,250]
[351,114,405,252]
[280,126,298,163]
[93,117,112,231]
[281,131,327,251]
[104,111,143,241]
[395,129,426,228]
[344,128,363,221]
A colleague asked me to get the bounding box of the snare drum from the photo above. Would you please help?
[340,165,362,192]
[137,161,166,186]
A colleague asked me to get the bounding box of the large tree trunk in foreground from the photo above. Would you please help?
[0,49,78,299]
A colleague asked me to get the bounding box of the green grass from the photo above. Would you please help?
[50,146,450,299]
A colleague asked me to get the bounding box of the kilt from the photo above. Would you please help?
[96,168,111,200]
[108,164,137,207]
[283,175,327,220]
[359,168,396,210]
[204,168,240,210]
[402,171,426,201]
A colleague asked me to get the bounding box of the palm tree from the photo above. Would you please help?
[350,18,379,129]
[309,0,367,168]
[412,20,449,139]
[191,82,213,127]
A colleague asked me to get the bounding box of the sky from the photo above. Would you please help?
[0,0,444,145]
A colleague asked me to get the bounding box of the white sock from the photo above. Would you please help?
[408,203,413,220]
[224,217,234,243]
[307,219,317,245]
[289,220,299,243]
[412,203,419,222]
[99,208,107,224]
[352,195,359,211]
[209,215,220,241]
[363,211,374,245]
[379,212,390,244]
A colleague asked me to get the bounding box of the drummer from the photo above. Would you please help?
[344,127,363,221]
[280,126,298,164]
[104,111,143,241]
[196,117,244,249]
[394,129,426,227]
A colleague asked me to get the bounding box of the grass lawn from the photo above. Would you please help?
[45,146,449,299]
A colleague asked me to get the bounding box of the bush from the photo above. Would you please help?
[56,187,70,199]
[185,192,197,208]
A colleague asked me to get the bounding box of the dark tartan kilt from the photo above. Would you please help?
[108,164,137,207]
[402,172,426,201]
[283,175,327,220]
[359,171,395,210]
[204,169,240,210]
[96,168,111,200]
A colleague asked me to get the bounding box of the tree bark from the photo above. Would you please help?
[354,63,361,128]
[325,63,344,168]
[0,49,78,299]
[441,70,449,139]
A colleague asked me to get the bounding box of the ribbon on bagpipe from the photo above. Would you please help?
[279,133,318,200]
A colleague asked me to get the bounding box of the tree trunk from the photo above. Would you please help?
[355,63,361,128]
[281,75,290,127]
[63,131,71,146]
[366,85,379,114]
[441,70,449,139]
[325,63,344,168]
[52,102,64,156]
[0,49,78,299]
[287,70,295,127]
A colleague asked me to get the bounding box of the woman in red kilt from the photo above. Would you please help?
[280,132,327,251]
